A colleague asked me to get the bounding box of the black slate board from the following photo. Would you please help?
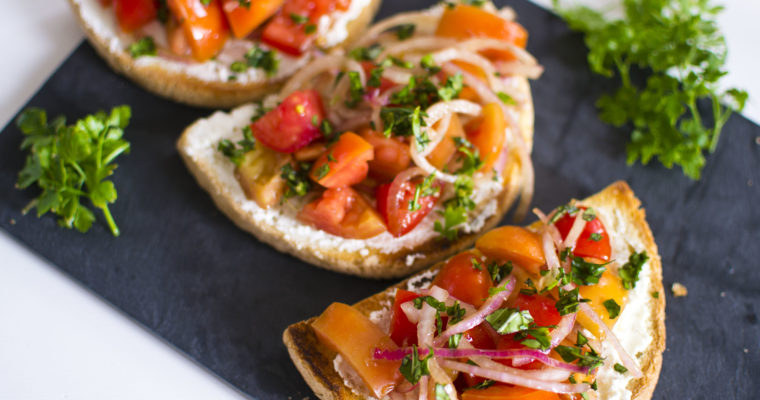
[1,0,759,398]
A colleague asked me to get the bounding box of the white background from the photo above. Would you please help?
[1,1,758,399]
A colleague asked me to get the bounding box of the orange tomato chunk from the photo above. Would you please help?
[577,268,628,338]
[361,129,411,182]
[427,113,465,170]
[475,226,546,275]
[435,4,528,61]
[432,251,493,308]
[466,102,507,172]
[462,384,560,400]
[310,132,374,188]
[167,0,230,61]
[312,303,402,398]
[298,187,386,239]
[222,0,284,38]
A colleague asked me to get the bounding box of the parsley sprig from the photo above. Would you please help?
[16,106,132,236]
[555,0,748,179]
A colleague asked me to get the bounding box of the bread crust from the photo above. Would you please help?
[66,0,381,108]
[283,181,666,400]
[176,77,533,279]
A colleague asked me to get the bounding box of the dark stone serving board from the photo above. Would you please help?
[1,0,758,398]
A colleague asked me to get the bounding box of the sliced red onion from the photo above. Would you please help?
[542,228,561,276]
[280,54,345,98]
[433,276,516,347]
[401,301,421,324]
[550,313,577,349]
[352,11,440,48]
[563,212,587,250]
[578,303,643,378]
[418,376,428,400]
[417,295,439,348]
[374,347,589,374]
[438,359,590,394]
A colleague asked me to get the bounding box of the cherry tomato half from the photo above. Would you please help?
[432,251,493,308]
[310,132,374,188]
[376,169,442,237]
[554,206,611,261]
[389,289,421,347]
[114,0,157,32]
[298,187,386,239]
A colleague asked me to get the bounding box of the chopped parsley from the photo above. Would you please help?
[487,261,513,283]
[349,44,383,61]
[471,379,495,390]
[497,91,516,105]
[569,256,609,285]
[217,126,256,166]
[240,45,279,77]
[433,176,475,240]
[409,173,440,211]
[485,308,534,334]
[280,163,311,198]
[314,163,330,180]
[345,71,365,108]
[392,23,416,40]
[619,251,649,289]
[548,203,580,224]
[555,287,590,315]
[614,363,628,373]
[128,37,157,58]
[289,13,309,24]
[554,345,604,371]
[589,232,602,242]
[399,345,431,384]
[603,298,621,319]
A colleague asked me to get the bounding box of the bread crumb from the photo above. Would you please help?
[671,282,688,297]
[720,291,726,298]
[744,348,749,353]
[9,218,15,225]
[755,136,760,145]
[749,179,754,187]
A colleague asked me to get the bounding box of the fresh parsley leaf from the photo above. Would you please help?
[497,91,516,105]
[304,24,317,34]
[16,106,132,236]
[619,251,649,289]
[448,333,463,348]
[399,345,431,384]
[128,37,157,58]
[517,326,553,350]
[409,173,440,211]
[582,207,597,221]
[548,203,579,224]
[570,256,609,285]
[603,298,621,319]
[433,176,474,240]
[349,44,383,61]
[421,54,441,74]
[280,163,311,199]
[614,363,628,373]
[471,380,495,390]
[314,163,330,180]
[486,308,534,334]
[554,345,604,370]
[452,137,483,175]
[438,73,463,101]
[217,126,256,166]
[243,46,278,77]
[488,261,513,283]
[555,287,590,315]
[589,232,602,242]
[554,0,748,179]
[576,331,589,346]
[392,23,416,40]
[290,13,309,24]
[345,71,365,108]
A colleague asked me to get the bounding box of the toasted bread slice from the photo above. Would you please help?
[283,181,666,399]
[176,75,534,278]
[66,0,380,108]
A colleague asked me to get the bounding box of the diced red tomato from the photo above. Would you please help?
[310,132,374,188]
[167,0,230,61]
[466,102,507,172]
[435,4,528,61]
[554,207,611,261]
[462,384,560,400]
[261,0,349,55]
[463,324,496,350]
[250,90,325,153]
[475,226,546,275]
[99,0,113,6]
[361,130,411,182]
[389,289,421,347]
[311,303,402,398]
[427,113,465,170]
[298,187,386,239]
[432,251,493,308]
[166,18,192,57]
[221,0,284,38]
[114,0,157,32]
[376,170,443,237]
[514,294,561,327]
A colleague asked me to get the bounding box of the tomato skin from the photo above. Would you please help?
[495,335,543,370]
[378,171,443,237]
[261,0,349,55]
[577,269,627,338]
[221,0,284,38]
[435,4,528,61]
[462,384,560,400]
[114,0,157,32]
[361,129,411,183]
[466,102,507,172]
[554,207,611,261]
[432,251,493,308]
[514,294,561,327]
[389,289,421,347]
[298,187,387,239]
[475,226,546,276]
[167,0,230,61]
[310,132,374,188]
[251,90,325,153]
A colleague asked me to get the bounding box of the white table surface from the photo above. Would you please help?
[1,1,758,399]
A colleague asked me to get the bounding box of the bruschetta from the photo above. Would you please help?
[66,0,381,107]
[284,181,666,400]
[177,1,543,278]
